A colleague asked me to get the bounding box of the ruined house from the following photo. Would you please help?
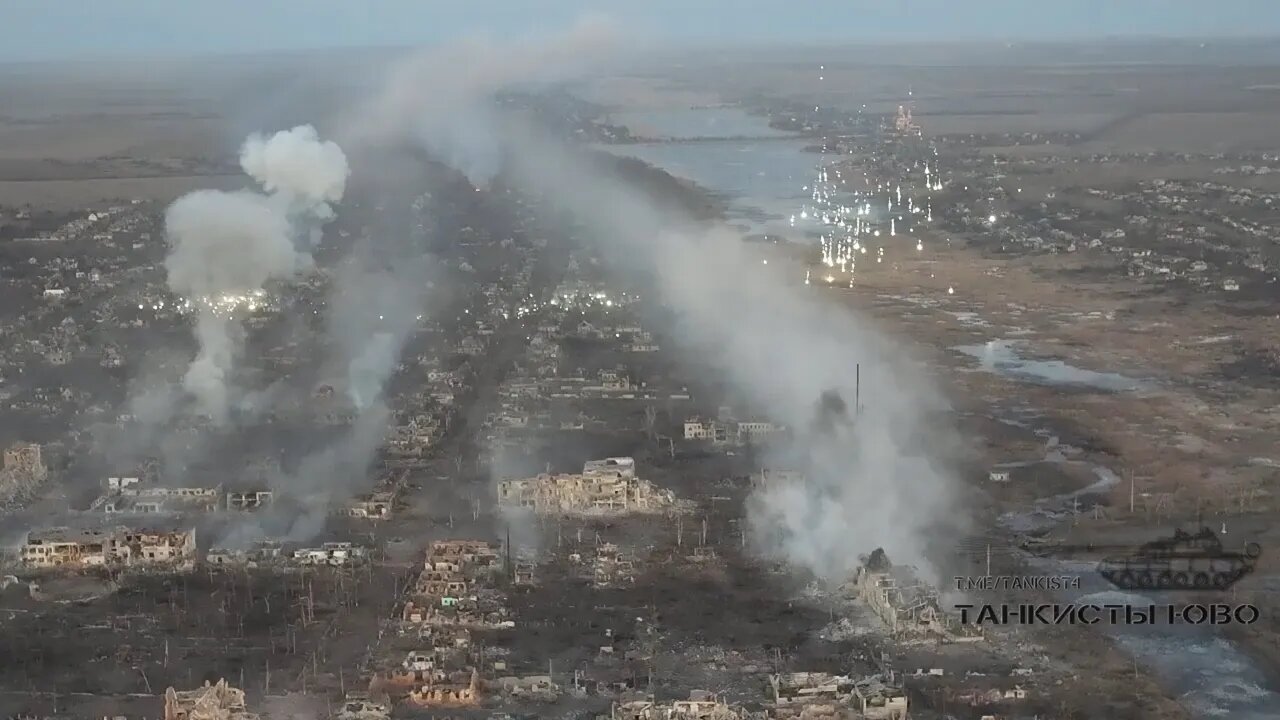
[403,667,481,708]
[591,543,637,587]
[611,692,746,720]
[514,561,537,585]
[852,675,909,720]
[290,542,367,567]
[116,526,198,568]
[769,673,855,706]
[225,489,273,511]
[425,540,500,572]
[347,491,394,519]
[163,679,259,720]
[496,675,560,701]
[768,672,906,720]
[335,694,390,720]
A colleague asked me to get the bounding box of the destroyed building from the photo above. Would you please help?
[402,540,508,627]
[164,679,259,720]
[768,673,907,720]
[116,526,198,567]
[93,483,221,514]
[852,548,981,643]
[497,457,678,514]
[22,525,196,569]
[21,527,114,568]
[610,691,749,720]
[402,667,482,708]
[205,541,282,568]
[290,542,368,567]
[225,489,273,511]
[347,491,395,519]
[0,442,48,505]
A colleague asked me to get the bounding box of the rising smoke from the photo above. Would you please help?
[493,125,964,581]
[335,15,619,187]
[163,125,349,423]
[331,21,961,576]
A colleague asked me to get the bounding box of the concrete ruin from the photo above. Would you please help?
[0,442,48,505]
[497,457,678,515]
[768,672,908,720]
[610,691,749,720]
[402,667,481,708]
[852,548,981,643]
[22,525,196,570]
[163,679,259,720]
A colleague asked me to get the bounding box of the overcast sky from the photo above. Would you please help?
[3,1,1278,63]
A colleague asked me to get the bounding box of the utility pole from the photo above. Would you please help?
[855,363,861,417]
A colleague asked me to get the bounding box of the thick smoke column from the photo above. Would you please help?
[494,128,963,581]
[337,16,618,186]
[162,125,349,422]
[240,125,349,227]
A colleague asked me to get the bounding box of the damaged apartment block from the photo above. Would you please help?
[497,456,683,515]
[851,548,981,643]
[22,524,197,570]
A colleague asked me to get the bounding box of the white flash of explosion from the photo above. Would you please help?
[163,127,348,422]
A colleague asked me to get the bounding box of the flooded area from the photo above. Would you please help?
[611,107,795,140]
[600,107,824,235]
[954,339,1150,392]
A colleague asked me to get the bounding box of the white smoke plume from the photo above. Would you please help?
[492,127,963,581]
[162,125,349,422]
[240,124,349,219]
[336,15,619,186]
[292,19,619,428]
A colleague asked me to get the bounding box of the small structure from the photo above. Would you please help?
[852,674,909,720]
[347,492,394,519]
[163,679,259,720]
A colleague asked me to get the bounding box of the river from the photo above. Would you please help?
[602,107,825,236]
